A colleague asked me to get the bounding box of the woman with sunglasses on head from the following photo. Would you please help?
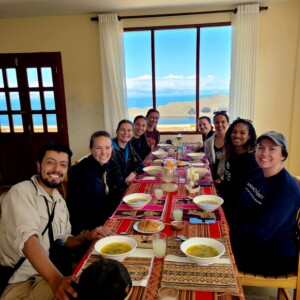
[145,108,160,147]
[229,131,300,276]
[204,111,229,182]
[131,115,151,160]
[111,120,144,194]
[198,116,215,151]
[218,118,258,216]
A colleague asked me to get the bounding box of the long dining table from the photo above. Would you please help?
[74,149,245,300]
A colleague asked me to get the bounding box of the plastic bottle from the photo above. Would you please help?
[177,134,183,159]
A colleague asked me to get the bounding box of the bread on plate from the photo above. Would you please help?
[137,220,161,232]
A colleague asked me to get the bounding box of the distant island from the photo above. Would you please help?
[128,94,229,118]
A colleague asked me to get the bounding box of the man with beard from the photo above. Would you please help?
[0,142,112,300]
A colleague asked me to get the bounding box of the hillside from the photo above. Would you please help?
[128,94,229,117]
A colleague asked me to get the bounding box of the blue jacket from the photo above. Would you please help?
[229,168,300,275]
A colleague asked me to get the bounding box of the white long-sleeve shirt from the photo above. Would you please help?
[0,175,72,283]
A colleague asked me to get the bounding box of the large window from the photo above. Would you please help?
[124,24,231,132]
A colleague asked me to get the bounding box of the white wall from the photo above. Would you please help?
[0,1,299,174]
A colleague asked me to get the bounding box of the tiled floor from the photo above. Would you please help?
[243,286,294,300]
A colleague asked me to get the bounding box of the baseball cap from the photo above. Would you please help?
[256,131,287,148]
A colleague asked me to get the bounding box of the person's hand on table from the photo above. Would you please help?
[125,171,136,185]
[83,226,114,241]
[197,142,204,149]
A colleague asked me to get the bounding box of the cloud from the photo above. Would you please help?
[126,74,229,97]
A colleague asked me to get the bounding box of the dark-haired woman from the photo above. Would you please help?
[131,115,151,160]
[111,120,144,193]
[204,111,229,182]
[218,118,258,216]
[230,131,300,276]
[198,116,215,151]
[145,108,160,147]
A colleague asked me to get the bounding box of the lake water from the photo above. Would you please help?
[127,91,228,109]
[0,92,228,126]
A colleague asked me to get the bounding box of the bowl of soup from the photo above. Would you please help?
[94,235,137,262]
[123,193,152,209]
[193,195,224,212]
[152,149,167,159]
[157,143,170,150]
[187,152,205,161]
[143,166,163,176]
[180,237,225,265]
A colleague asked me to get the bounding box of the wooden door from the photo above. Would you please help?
[0,53,69,186]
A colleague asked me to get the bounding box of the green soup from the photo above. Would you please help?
[101,242,131,255]
[198,200,219,206]
[186,244,218,257]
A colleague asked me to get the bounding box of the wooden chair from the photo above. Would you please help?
[61,174,68,199]
[239,177,300,300]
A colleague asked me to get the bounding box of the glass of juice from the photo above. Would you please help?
[152,232,167,258]
[172,202,183,221]
[154,188,163,200]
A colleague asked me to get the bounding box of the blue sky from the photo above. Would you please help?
[124,26,232,99]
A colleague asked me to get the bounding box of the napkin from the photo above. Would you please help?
[165,254,230,265]
[126,248,154,287]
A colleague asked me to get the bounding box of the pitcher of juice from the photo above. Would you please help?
[162,159,177,183]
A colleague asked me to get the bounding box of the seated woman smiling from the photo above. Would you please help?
[111,119,145,194]
[218,118,258,216]
[131,115,151,160]
[229,131,300,276]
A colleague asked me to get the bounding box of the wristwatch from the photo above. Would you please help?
[79,230,88,242]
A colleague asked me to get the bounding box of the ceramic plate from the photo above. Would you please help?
[133,220,165,234]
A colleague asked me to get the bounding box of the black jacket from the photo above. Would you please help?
[66,155,119,235]
[111,138,145,191]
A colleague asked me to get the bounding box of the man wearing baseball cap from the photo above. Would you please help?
[229,131,300,276]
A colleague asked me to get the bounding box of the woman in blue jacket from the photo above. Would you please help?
[229,131,300,276]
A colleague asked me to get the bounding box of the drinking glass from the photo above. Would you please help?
[158,286,179,300]
[152,232,167,258]
[192,172,199,182]
[155,188,163,200]
[172,202,183,221]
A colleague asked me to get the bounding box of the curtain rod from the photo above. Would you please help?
[91,6,268,22]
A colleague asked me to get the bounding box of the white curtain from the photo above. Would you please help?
[98,14,128,135]
[229,4,260,122]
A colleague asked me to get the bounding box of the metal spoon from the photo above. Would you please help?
[122,213,146,220]
[176,235,188,241]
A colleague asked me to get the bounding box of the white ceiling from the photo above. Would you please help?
[0,0,280,19]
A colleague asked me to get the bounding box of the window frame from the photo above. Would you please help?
[124,21,231,135]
